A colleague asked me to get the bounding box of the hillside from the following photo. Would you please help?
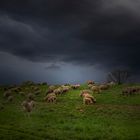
[0,83,140,140]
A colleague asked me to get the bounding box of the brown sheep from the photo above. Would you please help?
[87,80,95,85]
[80,90,92,97]
[47,96,56,103]
[83,97,94,105]
[91,86,101,94]
[54,88,63,95]
[80,91,96,105]
[61,86,71,93]
[99,84,109,90]
[44,93,56,103]
[71,84,80,89]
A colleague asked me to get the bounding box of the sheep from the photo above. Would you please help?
[107,82,116,87]
[61,86,71,93]
[122,86,140,96]
[80,90,92,97]
[87,80,95,85]
[28,100,35,108]
[27,93,34,100]
[21,100,35,112]
[3,90,12,98]
[91,86,101,94]
[83,97,94,105]
[44,93,56,103]
[47,96,56,103]
[82,93,96,103]
[99,84,109,90]
[48,85,56,91]
[88,84,94,88]
[80,91,96,105]
[53,88,63,95]
[7,96,14,102]
[71,84,80,89]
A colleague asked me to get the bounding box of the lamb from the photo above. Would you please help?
[21,100,35,112]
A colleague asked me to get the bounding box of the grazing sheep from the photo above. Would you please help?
[27,93,34,100]
[61,86,71,93]
[122,86,140,96]
[21,100,35,112]
[54,88,62,95]
[48,85,56,91]
[99,84,109,90]
[71,84,80,89]
[80,90,92,97]
[87,80,95,85]
[91,86,101,94]
[28,100,35,108]
[88,84,94,88]
[47,96,56,103]
[3,90,12,98]
[82,93,96,103]
[46,89,54,95]
[44,93,56,103]
[7,96,13,102]
[80,91,96,105]
[107,82,116,87]
[83,97,94,105]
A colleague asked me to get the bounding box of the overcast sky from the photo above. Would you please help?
[0,0,140,85]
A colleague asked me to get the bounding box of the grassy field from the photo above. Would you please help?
[0,84,140,140]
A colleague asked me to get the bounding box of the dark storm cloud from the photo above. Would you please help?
[0,0,140,75]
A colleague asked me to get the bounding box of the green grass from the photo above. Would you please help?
[0,84,140,140]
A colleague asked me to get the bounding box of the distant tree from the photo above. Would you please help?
[107,70,131,85]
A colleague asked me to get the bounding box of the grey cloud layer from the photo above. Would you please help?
[0,0,140,75]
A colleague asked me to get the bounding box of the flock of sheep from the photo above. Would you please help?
[1,80,140,114]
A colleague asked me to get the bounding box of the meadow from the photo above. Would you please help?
[0,83,140,140]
